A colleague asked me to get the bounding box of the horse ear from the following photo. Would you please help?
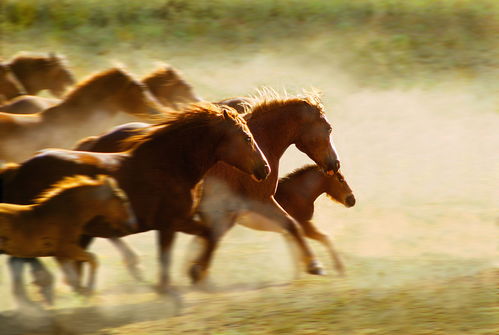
[223,109,231,120]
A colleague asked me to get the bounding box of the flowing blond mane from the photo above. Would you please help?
[33,175,109,204]
[142,64,189,87]
[62,67,134,102]
[242,87,325,117]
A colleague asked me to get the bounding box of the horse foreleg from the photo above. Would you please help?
[188,213,235,286]
[249,198,324,276]
[301,220,345,276]
[157,228,182,312]
[7,257,37,308]
[109,237,144,281]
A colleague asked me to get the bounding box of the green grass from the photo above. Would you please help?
[1,0,498,86]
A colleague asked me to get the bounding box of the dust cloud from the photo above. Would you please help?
[0,52,497,334]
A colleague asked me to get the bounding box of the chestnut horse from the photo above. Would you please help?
[1,103,269,307]
[240,165,355,275]
[0,67,163,162]
[68,93,341,283]
[1,175,136,307]
[0,64,200,115]
[0,64,25,103]
[4,52,75,97]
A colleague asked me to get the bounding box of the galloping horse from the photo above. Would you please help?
[142,64,202,109]
[0,64,200,115]
[0,175,136,306]
[1,103,269,307]
[66,92,341,283]
[241,165,355,275]
[0,64,25,103]
[4,52,75,97]
[0,67,163,162]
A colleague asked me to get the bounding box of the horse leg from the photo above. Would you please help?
[28,258,55,304]
[188,212,236,285]
[7,257,37,308]
[65,249,99,294]
[249,198,324,276]
[55,257,82,293]
[156,228,176,294]
[108,237,144,281]
[301,220,345,276]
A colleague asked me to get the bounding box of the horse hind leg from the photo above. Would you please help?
[301,220,345,276]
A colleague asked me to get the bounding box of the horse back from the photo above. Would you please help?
[2,149,119,204]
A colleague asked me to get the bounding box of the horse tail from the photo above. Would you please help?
[0,162,19,202]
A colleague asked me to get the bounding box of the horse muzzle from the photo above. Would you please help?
[251,163,271,182]
[345,195,356,208]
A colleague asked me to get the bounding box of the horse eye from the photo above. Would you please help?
[245,136,251,142]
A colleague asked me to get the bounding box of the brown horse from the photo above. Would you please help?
[67,92,341,283]
[1,175,136,307]
[0,67,163,162]
[0,63,26,103]
[1,103,269,307]
[0,64,200,115]
[142,64,202,109]
[4,52,75,97]
[240,165,355,275]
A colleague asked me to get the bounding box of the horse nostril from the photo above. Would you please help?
[253,164,270,182]
[345,195,356,207]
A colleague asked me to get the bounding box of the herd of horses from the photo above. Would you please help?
[0,52,355,311]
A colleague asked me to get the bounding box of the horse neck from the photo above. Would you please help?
[246,106,302,171]
[283,168,326,203]
[33,187,106,226]
[128,127,221,189]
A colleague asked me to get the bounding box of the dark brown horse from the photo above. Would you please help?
[0,67,163,162]
[68,93,341,283]
[0,64,25,103]
[1,103,269,307]
[240,165,355,275]
[1,175,136,307]
[4,52,75,97]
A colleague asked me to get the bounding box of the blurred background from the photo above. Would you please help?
[0,1,498,334]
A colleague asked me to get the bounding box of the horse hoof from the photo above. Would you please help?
[129,266,146,282]
[189,263,207,284]
[307,261,325,275]
[39,286,54,305]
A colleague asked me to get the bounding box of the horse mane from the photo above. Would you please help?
[123,102,243,149]
[242,88,325,118]
[142,64,191,88]
[280,164,345,185]
[7,52,68,73]
[279,165,319,184]
[33,175,108,205]
[62,67,134,103]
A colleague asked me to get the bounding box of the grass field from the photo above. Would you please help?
[0,1,498,334]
